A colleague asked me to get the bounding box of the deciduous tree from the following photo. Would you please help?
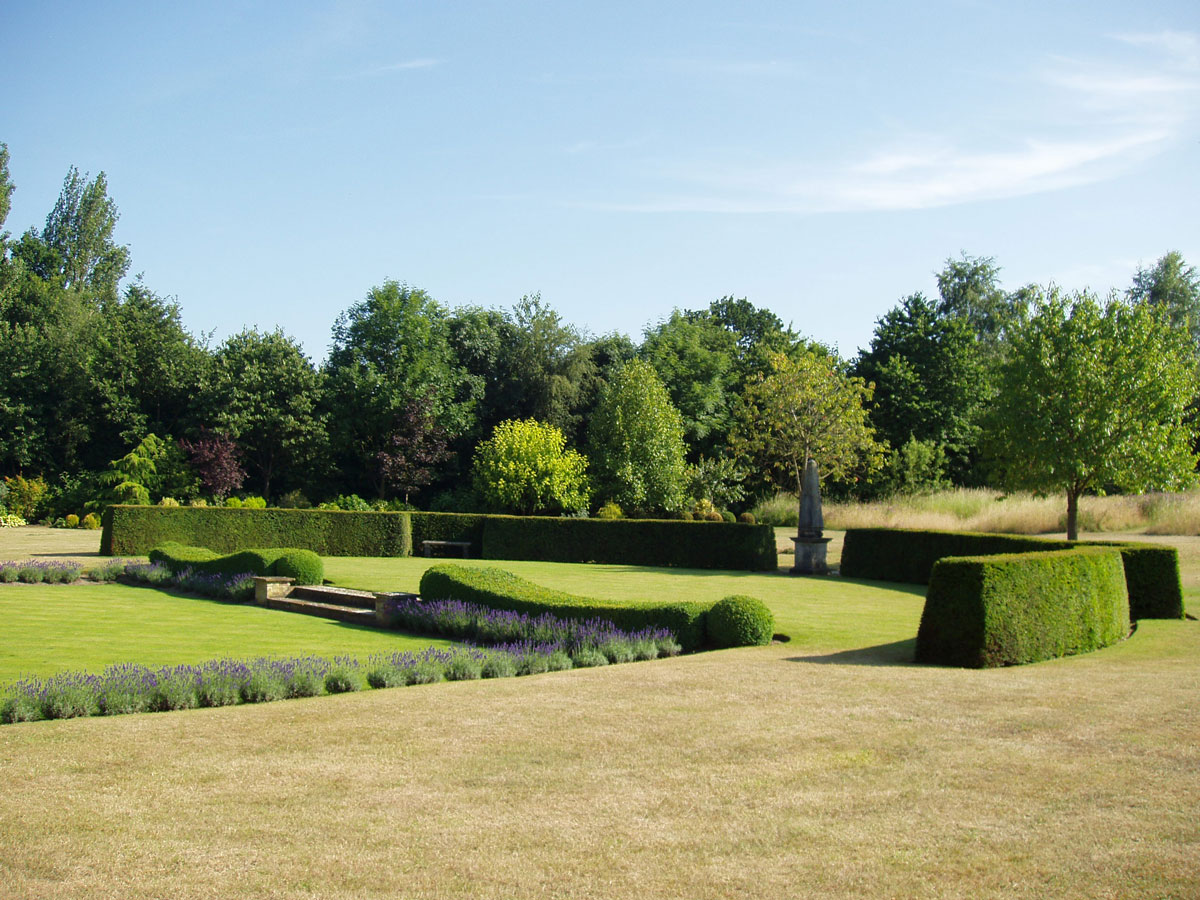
[587,359,687,514]
[472,419,589,515]
[985,289,1198,540]
[731,348,883,531]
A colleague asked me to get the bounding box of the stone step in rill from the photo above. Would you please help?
[289,584,379,610]
[267,595,377,626]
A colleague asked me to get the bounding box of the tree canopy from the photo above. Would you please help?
[732,348,883,524]
[985,289,1198,540]
[588,359,688,514]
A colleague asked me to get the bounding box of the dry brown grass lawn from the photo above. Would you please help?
[2,526,1199,898]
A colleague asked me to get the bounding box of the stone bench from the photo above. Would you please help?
[420,540,473,558]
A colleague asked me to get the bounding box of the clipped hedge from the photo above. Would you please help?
[706,595,775,648]
[840,527,1183,619]
[410,512,488,556]
[916,548,1130,668]
[102,506,412,557]
[481,516,778,571]
[418,563,712,651]
[104,506,776,572]
[148,542,325,585]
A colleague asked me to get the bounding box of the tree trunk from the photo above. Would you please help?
[1066,489,1079,541]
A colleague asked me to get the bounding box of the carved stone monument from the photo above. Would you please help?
[790,457,831,575]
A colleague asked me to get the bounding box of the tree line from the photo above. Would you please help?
[2,142,1198,531]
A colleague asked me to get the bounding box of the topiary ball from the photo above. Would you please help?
[272,549,324,585]
[707,595,774,648]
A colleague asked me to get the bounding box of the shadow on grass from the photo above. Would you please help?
[787,638,919,667]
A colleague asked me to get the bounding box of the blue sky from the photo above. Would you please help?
[2,1,1197,362]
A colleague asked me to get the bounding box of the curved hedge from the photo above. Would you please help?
[103,506,412,558]
[915,548,1130,668]
[840,527,1183,619]
[148,542,324,585]
[418,563,712,651]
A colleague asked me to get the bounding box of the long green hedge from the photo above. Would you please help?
[147,542,324,585]
[102,506,412,557]
[418,563,713,651]
[915,548,1131,667]
[410,512,488,556]
[103,506,776,571]
[481,516,778,570]
[839,527,1183,619]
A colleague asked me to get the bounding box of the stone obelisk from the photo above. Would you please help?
[790,458,831,575]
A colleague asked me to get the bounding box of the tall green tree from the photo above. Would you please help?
[87,283,211,468]
[210,328,327,500]
[588,359,688,515]
[854,292,988,486]
[936,252,1027,351]
[731,348,884,531]
[323,282,478,497]
[985,289,1198,540]
[484,294,596,441]
[640,309,737,457]
[0,143,13,245]
[1127,251,1200,350]
[38,167,130,301]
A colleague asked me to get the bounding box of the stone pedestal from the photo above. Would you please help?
[790,536,831,575]
[253,576,294,605]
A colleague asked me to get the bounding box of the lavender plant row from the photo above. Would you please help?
[388,597,683,658]
[123,561,257,602]
[0,628,669,726]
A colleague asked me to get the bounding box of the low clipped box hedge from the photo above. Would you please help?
[840,527,1183,619]
[418,563,712,651]
[148,542,324,585]
[481,516,777,571]
[102,506,411,557]
[706,595,774,648]
[915,547,1131,668]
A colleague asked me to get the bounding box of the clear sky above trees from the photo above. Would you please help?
[1,3,1196,362]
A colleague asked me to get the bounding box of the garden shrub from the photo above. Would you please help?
[65,514,80,528]
[596,501,624,520]
[706,595,775,648]
[481,516,777,571]
[271,549,324,585]
[915,548,1130,668]
[81,512,101,529]
[148,542,324,585]
[737,512,756,525]
[419,563,712,651]
[840,527,1184,619]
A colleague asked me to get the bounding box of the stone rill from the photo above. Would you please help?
[791,457,831,575]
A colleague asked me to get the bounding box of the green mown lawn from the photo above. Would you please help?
[0,583,453,682]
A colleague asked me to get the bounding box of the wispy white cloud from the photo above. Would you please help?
[340,58,441,79]
[662,58,801,77]
[582,32,1199,215]
[374,58,441,72]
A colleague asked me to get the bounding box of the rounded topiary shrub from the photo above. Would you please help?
[272,550,324,585]
[707,595,774,648]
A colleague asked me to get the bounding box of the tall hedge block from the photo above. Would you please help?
[916,548,1131,668]
[102,506,412,557]
[481,516,777,571]
[840,527,1183,619]
[418,563,712,651]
